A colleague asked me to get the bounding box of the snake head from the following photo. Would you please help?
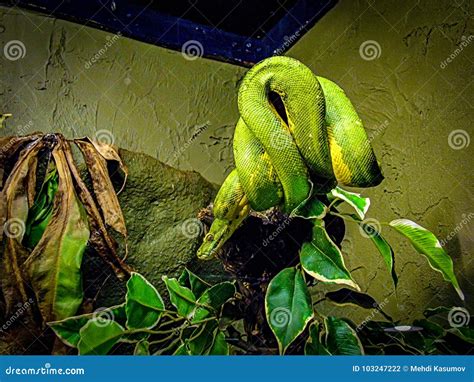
[196,218,230,260]
[197,200,250,260]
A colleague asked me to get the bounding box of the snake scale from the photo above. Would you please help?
[197,56,383,260]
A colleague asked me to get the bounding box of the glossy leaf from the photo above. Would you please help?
[192,282,235,323]
[301,220,359,290]
[208,330,229,355]
[324,316,364,355]
[126,273,164,329]
[330,186,370,220]
[360,222,397,286]
[291,192,326,219]
[48,304,126,348]
[134,339,150,355]
[24,148,90,321]
[162,276,196,317]
[265,267,313,354]
[389,219,464,300]
[78,319,125,355]
[178,268,211,298]
[305,323,331,355]
[186,320,219,355]
[23,164,58,249]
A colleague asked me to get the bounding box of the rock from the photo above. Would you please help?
[83,149,225,308]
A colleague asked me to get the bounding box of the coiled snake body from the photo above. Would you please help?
[197,56,382,260]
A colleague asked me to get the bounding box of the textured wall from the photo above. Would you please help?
[0,0,472,323]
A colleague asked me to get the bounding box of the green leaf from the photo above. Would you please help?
[186,320,219,355]
[291,192,326,219]
[300,220,360,290]
[173,343,190,355]
[265,267,313,354]
[192,282,235,323]
[324,316,364,355]
[305,323,331,355]
[162,276,196,317]
[208,330,229,355]
[126,273,164,329]
[78,319,125,355]
[413,319,445,337]
[178,268,211,298]
[48,304,126,348]
[450,327,474,344]
[325,288,393,322]
[423,306,451,318]
[360,222,397,286]
[134,339,150,355]
[329,186,370,220]
[23,164,59,249]
[389,219,464,300]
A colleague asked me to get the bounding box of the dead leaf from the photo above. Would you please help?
[75,140,127,237]
[24,143,90,322]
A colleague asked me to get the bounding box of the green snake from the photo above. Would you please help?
[197,56,382,260]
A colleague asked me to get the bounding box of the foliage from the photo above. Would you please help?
[49,270,236,355]
[265,186,465,354]
[0,133,130,325]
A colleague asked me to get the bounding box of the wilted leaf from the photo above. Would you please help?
[305,323,331,355]
[389,219,464,300]
[88,138,128,194]
[125,273,164,329]
[78,319,125,355]
[75,139,126,236]
[300,220,359,290]
[24,146,90,322]
[162,276,196,318]
[329,186,370,220]
[324,316,364,355]
[48,304,126,348]
[63,142,131,279]
[265,267,313,354]
[192,282,235,323]
[1,138,44,312]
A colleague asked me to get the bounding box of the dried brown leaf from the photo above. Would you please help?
[63,141,131,280]
[75,140,127,237]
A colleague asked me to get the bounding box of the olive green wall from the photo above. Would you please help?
[1,0,472,323]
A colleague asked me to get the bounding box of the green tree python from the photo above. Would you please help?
[197,56,383,260]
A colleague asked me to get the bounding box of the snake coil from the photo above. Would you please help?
[198,56,382,259]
